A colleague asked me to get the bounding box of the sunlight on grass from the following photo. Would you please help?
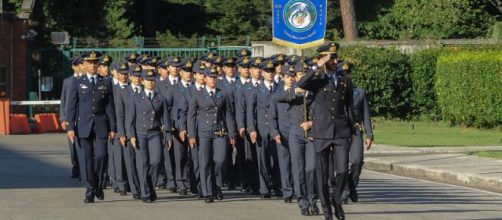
[373,118,502,147]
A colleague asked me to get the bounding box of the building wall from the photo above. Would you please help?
[0,19,29,102]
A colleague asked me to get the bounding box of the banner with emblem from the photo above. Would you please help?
[272,0,327,49]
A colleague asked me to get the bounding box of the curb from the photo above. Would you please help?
[364,158,502,194]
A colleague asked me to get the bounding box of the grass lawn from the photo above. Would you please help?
[373,118,502,147]
[470,151,502,160]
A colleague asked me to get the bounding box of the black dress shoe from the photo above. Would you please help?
[168,187,177,193]
[151,193,157,201]
[142,197,153,203]
[301,208,310,216]
[324,212,333,220]
[198,194,204,199]
[260,193,271,199]
[284,197,293,203]
[311,204,320,215]
[205,196,214,203]
[157,185,166,189]
[215,188,224,200]
[334,204,345,220]
[179,189,188,195]
[342,197,349,204]
[96,190,104,200]
[251,189,260,195]
[133,194,141,200]
[113,188,120,193]
[71,173,80,179]
[349,188,358,203]
[84,197,94,203]
[120,191,127,196]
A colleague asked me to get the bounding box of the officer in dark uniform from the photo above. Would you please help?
[114,63,142,199]
[126,69,173,203]
[210,56,225,80]
[296,42,357,220]
[98,55,112,78]
[339,62,374,204]
[274,62,319,216]
[66,51,117,203]
[236,48,252,58]
[246,59,282,198]
[59,55,83,179]
[269,64,296,203]
[200,51,218,68]
[187,66,236,203]
[270,54,286,85]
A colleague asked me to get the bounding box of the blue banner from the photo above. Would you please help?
[273,0,327,49]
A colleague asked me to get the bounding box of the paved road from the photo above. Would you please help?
[1,134,502,220]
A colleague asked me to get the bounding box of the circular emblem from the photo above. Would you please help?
[283,0,317,33]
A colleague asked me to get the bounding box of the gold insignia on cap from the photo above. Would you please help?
[186,61,193,68]
[227,58,233,63]
[131,53,137,59]
[329,43,338,52]
[135,66,141,72]
[256,58,262,64]
[342,63,350,70]
[208,53,214,59]
[267,61,274,68]
[104,56,110,62]
[303,63,309,69]
[90,52,97,58]
[147,70,154,76]
[216,57,222,62]
[200,65,206,70]
[211,67,217,73]
[121,64,127,69]
[289,66,294,72]
[174,58,179,63]
[278,55,284,61]
[152,58,158,63]
[241,50,247,56]
[243,57,249,64]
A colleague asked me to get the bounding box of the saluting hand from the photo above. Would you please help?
[67,130,75,144]
[317,54,331,67]
[249,131,258,144]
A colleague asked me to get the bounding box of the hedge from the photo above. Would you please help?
[340,46,413,118]
[435,50,502,128]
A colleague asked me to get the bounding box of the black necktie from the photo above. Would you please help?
[122,85,127,89]
[230,79,234,84]
[134,87,139,94]
[268,86,272,92]
[148,92,153,100]
[210,91,214,98]
[254,82,258,87]
[90,77,95,86]
[173,79,177,85]
[199,87,203,91]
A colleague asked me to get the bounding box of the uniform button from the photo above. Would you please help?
[214,114,217,117]
[331,116,334,119]
[151,118,153,121]
[206,114,209,116]
[92,99,95,102]
[331,108,334,111]
[152,111,155,114]
[265,122,268,125]
[213,121,217,124]
[92,114,95,117]
[143,112,146,114]
[206,121,209,124]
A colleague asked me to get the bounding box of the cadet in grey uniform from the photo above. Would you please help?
[188,66,236,203]
[246,59,281,198]
[114,63,142,199]
[66,51,117,203]
[126,69,173,203]
[59,55,83,179]
[274,62,319,216]
[339,62,374,204]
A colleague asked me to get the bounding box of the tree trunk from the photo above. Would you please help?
[340,0,358,41]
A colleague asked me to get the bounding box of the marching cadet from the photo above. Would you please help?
[167,58,194,195]
[200,51,218,68]
[125,52,139,66]
[114,64,142,200]
[66,51,117,203]
[210,56,225,80]
[98,55,112,78]
[270,54,286,85]
[59,55,83,179]
[157,56,182,192]
[178,61,206,197]
[217,57,239,190]
[187,66,236,203]
[246,59,282,198]
[235,56,259,194]
[274,62,319,216]
[144,56,160,70]
[269,64,295,203]
[126,69,173,203]
[236,48,251,58]
[339,62,374,204]
[137,54,151,70]
[296,43,357,220]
